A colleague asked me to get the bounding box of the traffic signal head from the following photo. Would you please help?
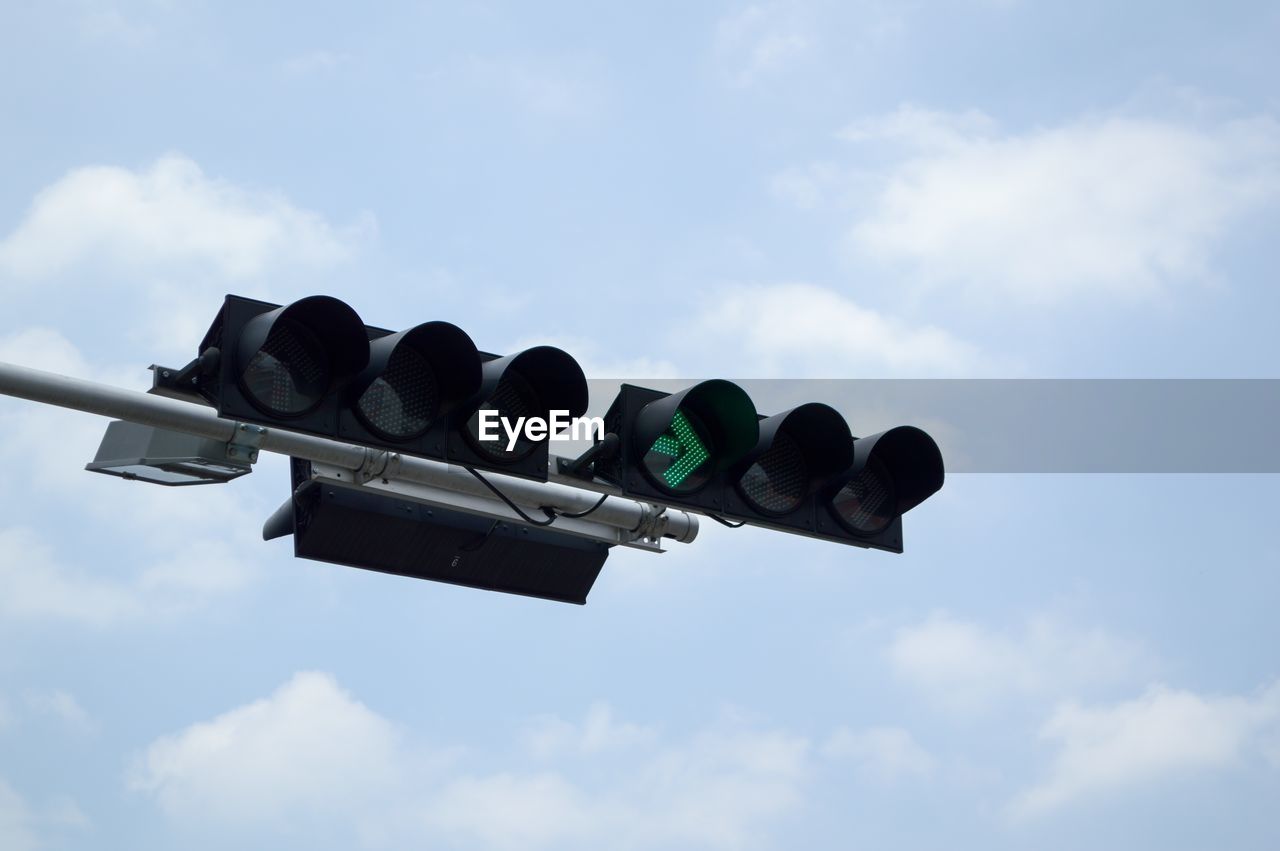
[450,345,589,478]
[600,380,759,509]
[193,295,586,480]
[817,425,945,552]
[722,402,854,524]
[340,321,482,447]
[230,296,369,420]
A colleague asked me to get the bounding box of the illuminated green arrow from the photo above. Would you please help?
[648,409,709,489]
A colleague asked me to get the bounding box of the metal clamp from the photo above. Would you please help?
[227,422,268,464]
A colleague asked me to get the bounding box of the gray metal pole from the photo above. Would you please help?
[0,359,698,543]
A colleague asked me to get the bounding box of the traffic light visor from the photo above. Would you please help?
[462,346,588,463]
[736,403,853,516]
[633,379,758,495]
[234,296,369,418]
[352,321,482,441]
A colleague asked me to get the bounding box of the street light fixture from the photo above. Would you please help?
[85,420,253,486]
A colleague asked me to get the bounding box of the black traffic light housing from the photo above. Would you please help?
[189,295,587,480]
[597,381,760,513]
[200,295,370,435]
[815,426,945,553]
[444,346,590,482]
[720,402,855,533]
[336,321,483,456]
[595,383,943,552]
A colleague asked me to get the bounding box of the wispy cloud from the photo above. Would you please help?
[130,673,815,849]
[0,778,39,851]
[831,106,1280,305]
[0,775,87,851]
[423,56,607,123]
[0,155,370,282]
[822,725,936,782]
[523,702,658,759]
[714,3,814,86]
[129,672,406,828]
[887,612,1149,712]
[686,281,985,377]
[1010,681,1280,819]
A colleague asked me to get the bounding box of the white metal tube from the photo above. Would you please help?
[0,359,698,543]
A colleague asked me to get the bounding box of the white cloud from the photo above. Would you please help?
[839,106,1280,304]
[887,612,1147,712]
[128,671,404,827]
[690,282,984,376]
[0,777,83,851]
[132,673,813,849]
[1010,682,1280,819]
[0,779,39,851]
[0,154,369,282]
[524,702,658,759]
[822,725,936,782]
[769,162,848,211]
[22,689,93,733]
[76,5,156,46]
[426,57,605,123]
[423,772,598,849]
[0,327,94,377]
[0,527,145,627]
[0,687,94,733]
[429,719,811,850]
[0,521,257,629]
[714,4,814,86]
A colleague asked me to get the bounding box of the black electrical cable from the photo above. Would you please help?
[553,493,609,518]
[463,466,557,527]
[708,514,746,528]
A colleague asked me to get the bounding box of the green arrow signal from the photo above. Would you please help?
[648,409,710,489]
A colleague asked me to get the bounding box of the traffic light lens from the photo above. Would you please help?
[356,346,439,440]
[241,319,329,416]
[739,431,807,515]
[643,409,713,494]
[832,461,895,535]
[465,371,540,462]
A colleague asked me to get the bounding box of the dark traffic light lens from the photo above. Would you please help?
[832,460,895,535]
[738,431,807,515]
[241,319,329,416]
[355,346,439,440]
[643,409,714,494]
[465,371,541,462]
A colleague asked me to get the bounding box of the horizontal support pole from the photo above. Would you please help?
[0,359,698,546]
[310,463,663,552]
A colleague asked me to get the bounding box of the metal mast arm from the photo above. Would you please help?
[0,359,698,548]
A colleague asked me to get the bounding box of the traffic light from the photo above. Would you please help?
[184,294,588,481]
[596,380,761,512]
[719,402,855,532]
[815,426,945,553]
[594,382,943,552]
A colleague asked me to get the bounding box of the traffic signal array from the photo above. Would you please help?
[168,293,943,602]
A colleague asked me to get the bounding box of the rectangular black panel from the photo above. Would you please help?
[289,479,610,604]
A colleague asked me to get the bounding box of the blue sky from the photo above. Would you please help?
[1,1,1279,849]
